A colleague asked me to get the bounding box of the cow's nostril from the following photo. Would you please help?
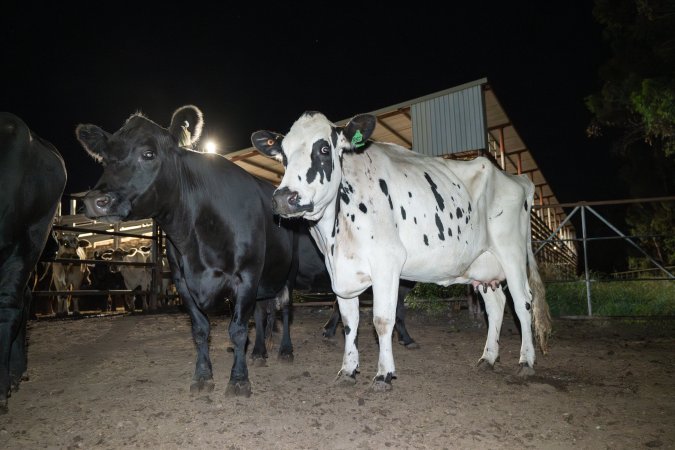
[288,192,298,206]
[95,195,111,208]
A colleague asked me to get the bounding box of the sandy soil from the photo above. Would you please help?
[1,305,673,449]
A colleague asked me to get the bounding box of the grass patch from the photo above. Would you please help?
[546,279,675,316]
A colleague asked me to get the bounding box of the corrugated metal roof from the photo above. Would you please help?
[225,78,572,235]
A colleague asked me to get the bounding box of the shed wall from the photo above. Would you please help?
[411,84,486,156]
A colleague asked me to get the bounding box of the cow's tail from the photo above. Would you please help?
[526,203,552,355]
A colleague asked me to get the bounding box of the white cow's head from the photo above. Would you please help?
[252,111,376,221]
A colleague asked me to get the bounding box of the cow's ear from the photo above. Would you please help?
[343,114,376,151]
[76,124,111,163]
[251,130,285,162]
[169,105,204,147]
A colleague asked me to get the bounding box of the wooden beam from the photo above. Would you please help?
[377,118,412,148]
[237,158,285,177]
[228,150,258,163]
[487,122,511,131]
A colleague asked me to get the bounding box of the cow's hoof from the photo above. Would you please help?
[517,363,535,378]
[251,355,268,367]
[322,335,338,346]
[277,353,294,363]
[322,329,336,338]
[401,340,419,349]
[189,379,215,394]
[476,358,495,371]
[334,370,357,387]
[225,381,252,397]
[0,401,7,415]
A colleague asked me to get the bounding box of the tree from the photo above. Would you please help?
[586,0,675,270]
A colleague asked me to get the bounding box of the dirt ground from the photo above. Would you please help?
[1,304,673,450]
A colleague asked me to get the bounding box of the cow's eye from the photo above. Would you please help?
[141,149,155,160]
[320,146,330,155]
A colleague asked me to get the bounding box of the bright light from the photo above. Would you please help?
[204,140,217,153]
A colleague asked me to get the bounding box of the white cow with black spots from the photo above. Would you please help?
[252,111,552,391]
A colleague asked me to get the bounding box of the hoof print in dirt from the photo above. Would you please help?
[476,358,495,371]
[190,379,215,394]
[517,363,535,378]
[225,381,252,397]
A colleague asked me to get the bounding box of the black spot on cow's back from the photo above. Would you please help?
[379,179,388,196]
[400,206,406,220]
[359,203,367,213]
[456,207,463,219]
[434,213,445,241]
[424,172,445,212]
[423,235,429,246]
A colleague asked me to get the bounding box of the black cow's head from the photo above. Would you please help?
[55,233,90,259]
[251,111,376,220]
[76,106,204,223]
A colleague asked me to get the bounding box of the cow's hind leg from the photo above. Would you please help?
[476,287,506,371]
[322,300,341,340]
[395,281,417,349]
[9,287,31,390]
[500,261,536,377]
[277,302,294,362]
[334,296,359,386]
[251,300,270,366]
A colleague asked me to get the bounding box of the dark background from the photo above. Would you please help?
[2,2,614,198]
[4,2,632,271]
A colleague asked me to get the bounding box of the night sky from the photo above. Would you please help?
[3,2,616,203]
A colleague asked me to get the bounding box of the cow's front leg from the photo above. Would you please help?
[334,296,359,386]
[371,277,399,392]
[226,284,257,397]
[477,287,506,370]
[183,296,213,394]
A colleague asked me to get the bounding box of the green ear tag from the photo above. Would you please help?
[351,130,365,148]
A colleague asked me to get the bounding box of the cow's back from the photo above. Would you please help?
[339,144,490,282]
[0,113,66,236]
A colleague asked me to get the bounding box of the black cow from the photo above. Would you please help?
[76,106,303,397]
[0,112,66,413]
[87,250,128,312]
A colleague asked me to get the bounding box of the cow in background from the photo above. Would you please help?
[51,233,91,317]
[0,112,66,413]
[30,230,60,318]
[109,247,152,312]
[87,249,129,312]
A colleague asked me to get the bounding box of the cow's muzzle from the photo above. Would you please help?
[271,187,314,216]
[83,190,130,223]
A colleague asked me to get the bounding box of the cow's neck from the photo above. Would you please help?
[309,183,343,259]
